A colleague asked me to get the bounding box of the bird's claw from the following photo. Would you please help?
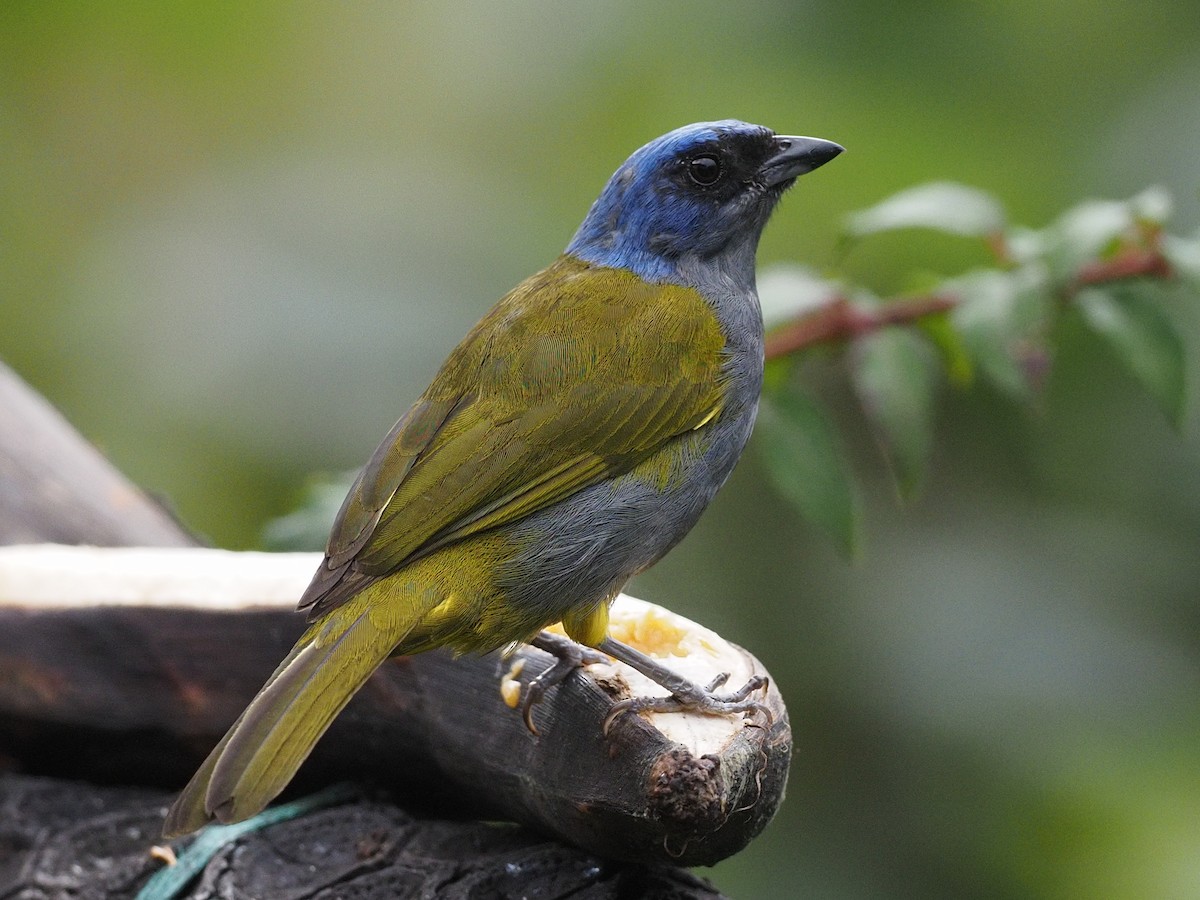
[705,672,730,692]
[519,632,608,734]
[602,674,771,735]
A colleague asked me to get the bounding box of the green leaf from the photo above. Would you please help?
[1129,185,1172,226]
[757,263,841,329]
[1163,229,1200,289]
[1076,284,1186,427]
[950,268,1052,401]
[1039,189,1174,281]
[1042,196,1139,280]
[852,328,939,498]
[843,182,1005,240]
[917,310,973,389]
[1055,199,1131,255]
[763,355,795,393]
[262,472,355,551]
[757,389,860,554]
[1004,225,1048,265]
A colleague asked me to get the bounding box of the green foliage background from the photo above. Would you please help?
[2,3,1199,896]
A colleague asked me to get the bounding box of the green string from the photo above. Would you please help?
[136,783,359,900]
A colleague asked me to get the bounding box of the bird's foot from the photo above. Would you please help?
[519,631,609,734]
[601,672,771,735]
[596,636,771,734]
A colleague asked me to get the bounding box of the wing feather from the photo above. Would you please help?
[300,256,728,618]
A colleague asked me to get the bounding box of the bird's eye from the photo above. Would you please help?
[686,154,722,186]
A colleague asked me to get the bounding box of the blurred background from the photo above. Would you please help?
[2,2,1199,896]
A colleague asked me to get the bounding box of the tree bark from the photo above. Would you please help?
[0,773,728,899]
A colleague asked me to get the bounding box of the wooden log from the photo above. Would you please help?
[0,544,790,867]
[0,361,196,547]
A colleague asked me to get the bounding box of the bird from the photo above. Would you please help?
[163,120,842,838]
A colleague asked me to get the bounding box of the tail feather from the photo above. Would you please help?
[162,637,311,838]
[207,610,377,822]
[163,602,411,837]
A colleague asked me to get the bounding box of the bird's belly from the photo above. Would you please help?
[498,405,757,623]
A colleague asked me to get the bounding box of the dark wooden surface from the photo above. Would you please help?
[0,773,730,899]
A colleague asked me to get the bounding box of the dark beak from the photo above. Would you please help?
[760,135,844,187]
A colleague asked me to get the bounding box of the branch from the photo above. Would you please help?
[764,244,1175,361]
[1072,247,1173,291]
[0,361,197,547]
[764,295,956,360]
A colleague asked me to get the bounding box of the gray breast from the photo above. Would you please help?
[500,280,765,621]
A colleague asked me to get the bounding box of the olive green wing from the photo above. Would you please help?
[299,257,728,619]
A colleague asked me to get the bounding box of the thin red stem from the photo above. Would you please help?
[764,245,1173,362]
[1074,248,1172,289]
[765,295,956,360]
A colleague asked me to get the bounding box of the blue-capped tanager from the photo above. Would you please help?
[163,120,842,837]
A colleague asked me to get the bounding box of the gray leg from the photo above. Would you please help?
[519,631,609,734]
[597,636,770,733]
[520,631,770,736]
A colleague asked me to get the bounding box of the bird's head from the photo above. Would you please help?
[566,120,842,283]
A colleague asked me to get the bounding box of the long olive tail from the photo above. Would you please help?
[162,604,406,838]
